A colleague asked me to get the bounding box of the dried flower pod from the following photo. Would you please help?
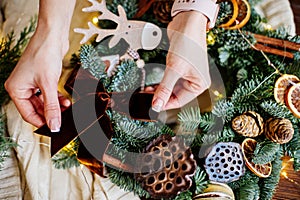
[232,111,264,137]
[135,134,197,199]
[265,118,294,144]
[205,142,245,183]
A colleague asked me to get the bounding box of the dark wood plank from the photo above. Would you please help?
[273,156,300,200]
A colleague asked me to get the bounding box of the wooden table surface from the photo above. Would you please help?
[273,157,300,199]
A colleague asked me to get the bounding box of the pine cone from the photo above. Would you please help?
[153,0,174,24]
[135,134,197,199]
[265,118,294,144]
[232,111,264,137]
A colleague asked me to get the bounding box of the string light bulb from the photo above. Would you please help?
[92,16,99,25]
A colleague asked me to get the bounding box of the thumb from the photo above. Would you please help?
[152,68,181,112]
[41,81,61,132]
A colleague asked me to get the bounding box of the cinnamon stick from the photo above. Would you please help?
[254,43,294,59]
[253,34,300,51]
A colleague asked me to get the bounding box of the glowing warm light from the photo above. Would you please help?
[281,171,288,178]
[213,90,224,99]
[213,90,220,96]
[65,143,73,149]
[92,16,99,24]
[207,34,215,45]
[263,24,272,30]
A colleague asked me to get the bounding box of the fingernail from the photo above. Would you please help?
[152,98,164,112]
[49,118,60,132]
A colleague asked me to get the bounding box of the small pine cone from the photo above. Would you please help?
[265,118,294,144]
[232,111,264,137]
[153,0,174,24]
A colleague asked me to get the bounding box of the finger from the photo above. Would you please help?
[152,68,181,112]
[58,94,71,112]
[40,81,61,132]
[164,79,205,110]
[29,95,44,116]
[13,98,45,128]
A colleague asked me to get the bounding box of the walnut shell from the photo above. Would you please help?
[135,134,197,199]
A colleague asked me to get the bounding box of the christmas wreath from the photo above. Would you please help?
[1,0,300,200]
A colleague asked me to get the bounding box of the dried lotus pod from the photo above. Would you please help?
[205,142,245,183]
[232,111,264,137]
[265,118,294,144]
[135,134,197,199]
[153,0,174,24]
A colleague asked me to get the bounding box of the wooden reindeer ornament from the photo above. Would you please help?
[74,0,162,51]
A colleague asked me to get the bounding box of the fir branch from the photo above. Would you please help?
[79,44,108,81]
[283,126,300,170]
[0,114,17,170]
[259,153,283,200]
[237,181,260,200]
[111,116,167,153]
[174,190,193,200]
[193,167,209,195]
[216,126,236,142]
[106,0,138,19]
[228,170,259,190]
[178,107,201,132]
[201,132,218,146]
[231,78,262,105]
[108,168,150,198]
[260,100,297,122]
[51,139,80,169]
[198,112,216,132]
[230,73,275,112]
[0,18,36,105]
[293,149,300,171]
[108,60,140,92]
[252,140,280,165]
[212,99,235,123]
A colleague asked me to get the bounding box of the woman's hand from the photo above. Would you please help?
[4,0,75,131]
[152,11,211,112]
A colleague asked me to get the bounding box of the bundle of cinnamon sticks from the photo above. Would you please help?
[253,33,300,59]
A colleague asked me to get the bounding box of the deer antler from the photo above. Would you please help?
[83,0,126,23]
[74,0,128,44]
[74,22,118,44]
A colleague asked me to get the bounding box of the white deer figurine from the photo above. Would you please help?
[74,0,162,51]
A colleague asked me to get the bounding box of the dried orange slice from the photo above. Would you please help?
[218,0,239,28]
[286,82,300,118]
[274,74,299,104]
[226,0,251,30]
[241,138,272,178]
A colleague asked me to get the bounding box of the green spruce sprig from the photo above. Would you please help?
[193,167,209,195]
[0,114,17,170]
[252,140,280,165]
[0,18,36,105]
[259,153,283,200]
[51,139,80,169]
